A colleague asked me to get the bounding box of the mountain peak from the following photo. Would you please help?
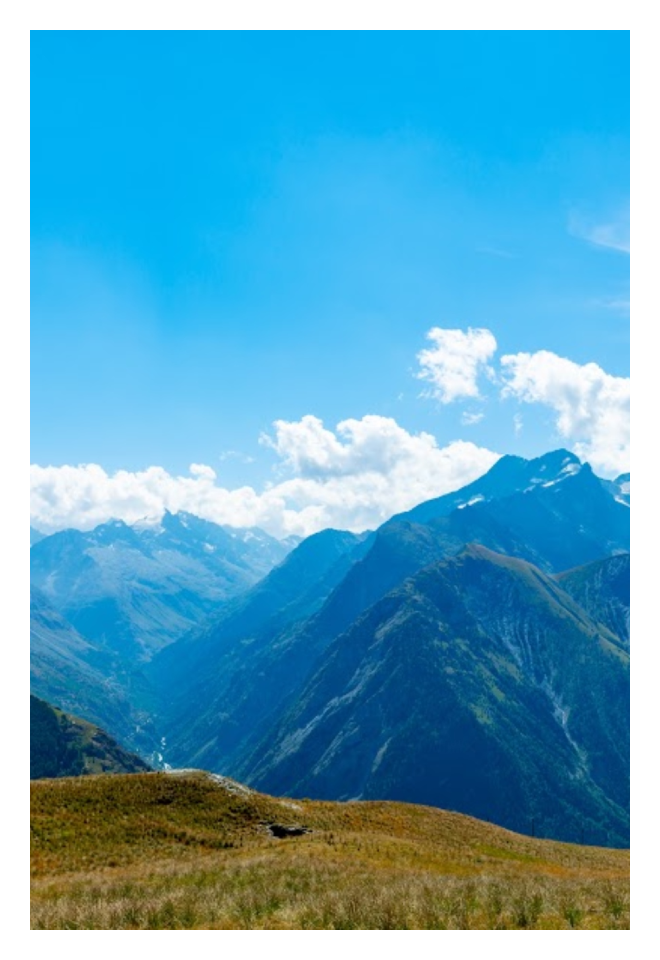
[388,448,591,527]
[531,448,580,469]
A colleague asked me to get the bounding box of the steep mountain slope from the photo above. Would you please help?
[152,529,368,768]
[245,546,629,846]
[30,695,151,779]
[30,511,295,662]
[558,554,630,647]
[30,587,158,757]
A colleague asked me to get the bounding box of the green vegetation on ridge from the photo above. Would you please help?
[30,695,151,779]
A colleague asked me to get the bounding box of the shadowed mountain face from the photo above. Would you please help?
[30,695,151,779]
[30,511,297,662]
[244,546,629,847]
[558,554,630,647]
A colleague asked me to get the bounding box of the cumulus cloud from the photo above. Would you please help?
[189,463,217,480]
[416,327,497,403]
[262,414,460,479]
[501,350,629,476]
[31,416,500,538]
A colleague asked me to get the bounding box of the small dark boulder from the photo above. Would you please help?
[262,821,311,839]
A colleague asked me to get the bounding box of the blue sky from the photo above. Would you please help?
[30,31,629,536]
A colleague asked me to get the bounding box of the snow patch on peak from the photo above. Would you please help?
[457,495,485,510]
[132,516,164,534]
[541,463,582,488]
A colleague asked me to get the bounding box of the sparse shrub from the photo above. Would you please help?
[513,888,544,928]
[484,881,504,927]
[562,901,583,929]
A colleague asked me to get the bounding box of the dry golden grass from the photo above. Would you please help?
[31,771,629,929]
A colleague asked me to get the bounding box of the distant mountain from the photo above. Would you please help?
[30,587,158,757]
[30,694,151,779]
[245,546,629,846]
[30,511,296,662]
[558,554,630,647]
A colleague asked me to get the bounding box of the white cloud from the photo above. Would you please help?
[30,416,500,539]
[189,463,217,480]
[513,413,523,436]
[219,450,255,464]
[501,350,629,476]
[416,327,497,403]
[461,411,484,426]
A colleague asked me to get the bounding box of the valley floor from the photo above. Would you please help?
[30,770,629,930]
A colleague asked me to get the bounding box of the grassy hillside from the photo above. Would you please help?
[31,770,629,930]
[30,695,151,779]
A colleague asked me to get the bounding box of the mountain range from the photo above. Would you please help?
[30,511,298,662]
[30,449,630,845]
